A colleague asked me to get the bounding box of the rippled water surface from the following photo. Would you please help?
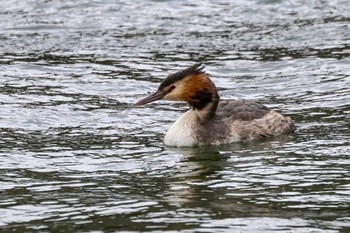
[1,0,350,232]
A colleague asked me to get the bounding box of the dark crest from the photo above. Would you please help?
[159,63,205,90]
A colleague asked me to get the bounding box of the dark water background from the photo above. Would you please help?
[1,0,350,232]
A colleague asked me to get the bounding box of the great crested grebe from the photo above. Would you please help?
[135,63,295,147]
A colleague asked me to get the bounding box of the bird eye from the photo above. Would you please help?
[169,85,176,92]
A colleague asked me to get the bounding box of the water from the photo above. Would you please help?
[1,0,350,232]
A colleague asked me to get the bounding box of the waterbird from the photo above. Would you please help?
[135,63,295,147]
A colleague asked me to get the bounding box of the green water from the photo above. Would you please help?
[1,0,349,232]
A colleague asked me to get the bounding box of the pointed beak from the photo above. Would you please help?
[135,90,166,106]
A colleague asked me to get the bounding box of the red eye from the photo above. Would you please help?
[169,85,176,91]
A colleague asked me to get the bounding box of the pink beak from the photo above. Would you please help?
[135,90,165,105]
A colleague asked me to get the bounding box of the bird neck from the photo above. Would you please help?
[190,87,219,122]
[193,96,219,122]
[181,74,220,122]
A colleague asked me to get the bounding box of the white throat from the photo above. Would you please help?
[163,109,198,147]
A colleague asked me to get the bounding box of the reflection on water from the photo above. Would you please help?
[1,0,350,232]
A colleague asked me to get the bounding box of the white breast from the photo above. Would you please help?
[163,110,198,147]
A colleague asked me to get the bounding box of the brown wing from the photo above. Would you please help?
[194,100,294,144]
[216,100,270,121]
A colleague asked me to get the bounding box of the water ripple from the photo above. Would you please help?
[1,0,350,232]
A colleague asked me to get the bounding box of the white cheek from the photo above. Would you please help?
[163,92,176,100]
[163,89,182,101]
